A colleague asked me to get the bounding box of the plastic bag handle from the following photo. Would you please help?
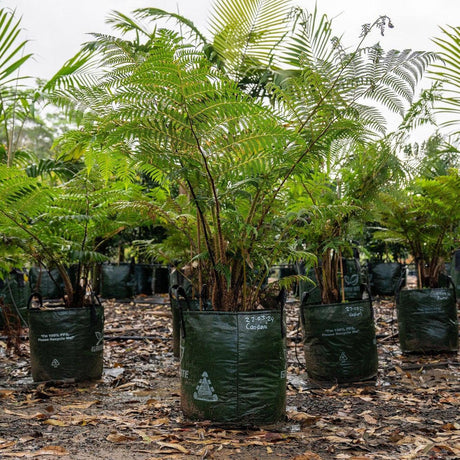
[278,287,287,338]
[174,286,189,339]
[447,275,457,304]
[395,273,406,303]
[363,283,375,320]
[88,287,102,325]
[27,292,43,310]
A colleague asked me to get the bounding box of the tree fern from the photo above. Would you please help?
[49,2,438,310]
[430,25,460,133]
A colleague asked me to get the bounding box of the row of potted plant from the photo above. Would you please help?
[0,0,458,425]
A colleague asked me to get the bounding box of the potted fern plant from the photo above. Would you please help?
[51,0,436,421]
[375,170,460,353]
[0,161,140,382]
[289,141,405,383]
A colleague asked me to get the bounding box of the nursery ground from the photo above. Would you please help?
[0,296,459,460]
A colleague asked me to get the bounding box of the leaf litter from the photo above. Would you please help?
[0,296,458,459]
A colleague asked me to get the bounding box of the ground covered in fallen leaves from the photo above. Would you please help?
[0,296,459,459]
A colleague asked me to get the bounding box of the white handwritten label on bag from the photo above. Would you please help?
[244,314,275,331]
[193,371,218,402]
[344,305,364,318]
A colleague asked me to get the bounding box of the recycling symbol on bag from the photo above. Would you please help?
[344,274,359,286]
[193,371,218,402]
[95,331,103,346]
[51,359,60,368]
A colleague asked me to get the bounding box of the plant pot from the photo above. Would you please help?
[99,263,134,299]
[300,299,378,383]
[369,262,404,296]
[0,269,30,328]
[396,287,458,353]
[28,297,105,382]
[180,309,286,425]
[152,264,169,294]
[133,264,153,296]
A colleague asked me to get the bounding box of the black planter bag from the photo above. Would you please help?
[28,295,104,382]
[99,263,134,299]
[133,264,153,296]
[152,264,169,294]
[29,267,64,300]
[0,269,30,328]
[300,299,378,383]
[396,286,458,353]
[369,262,403,296]
[180,309,286,425]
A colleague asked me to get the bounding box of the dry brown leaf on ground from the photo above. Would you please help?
[0,390,15,400]
[155,441,189,453]
[3,409,47,420]
[291,451,323,460]
[288,410,320,427]
[1,445,69,457]
[43,418,69,427]
[362,413,378,425]
[60,400,100,410]
[106,433,139,443]
[0,439,16,449]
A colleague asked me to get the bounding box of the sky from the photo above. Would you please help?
[3,0,459,80]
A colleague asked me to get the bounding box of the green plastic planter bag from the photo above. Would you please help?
[0,270,30,328]
[28,295,104,382]
[369,262,403,296]
[134,264,153,296]
[152,264,169,294]
[180,309,286,425]
[396,287,458,353]
[300,299,378,383]
[99,263,134,299]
